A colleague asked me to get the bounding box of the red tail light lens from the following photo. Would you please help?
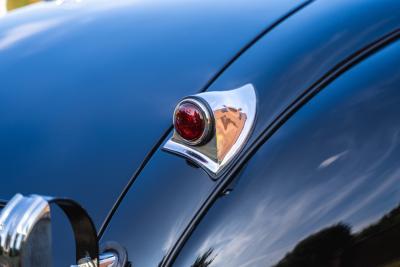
[174,102,205,142]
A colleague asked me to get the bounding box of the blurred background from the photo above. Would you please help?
[0,0,41,16]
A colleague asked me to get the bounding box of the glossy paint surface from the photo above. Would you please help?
[102,149,215,267]
[205,0,400,175]
[0,0,302,228]
[0,0,398,266]
[102,1,400,267]
[0,0,308,264]
[173,40,400,266]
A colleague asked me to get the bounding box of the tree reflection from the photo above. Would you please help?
[187,204,400,267]
[274,224,351,267]
[191,248,215,267]
[274,204,400,267]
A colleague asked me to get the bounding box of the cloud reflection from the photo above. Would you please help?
[0,18,62,50]
[318,150,348,169]
[175,46,400,267]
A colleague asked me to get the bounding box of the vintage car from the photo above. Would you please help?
[0,0,399,266]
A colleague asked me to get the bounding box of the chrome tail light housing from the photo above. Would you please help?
[163,84,257,177]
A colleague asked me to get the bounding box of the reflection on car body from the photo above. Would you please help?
[0,0,399,266]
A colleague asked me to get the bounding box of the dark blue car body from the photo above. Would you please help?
[0,0,399,266]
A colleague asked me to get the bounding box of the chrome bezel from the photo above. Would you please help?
[173,98,213,146]
[164,84,257,177]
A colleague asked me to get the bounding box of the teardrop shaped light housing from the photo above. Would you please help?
[163,84,257,178]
